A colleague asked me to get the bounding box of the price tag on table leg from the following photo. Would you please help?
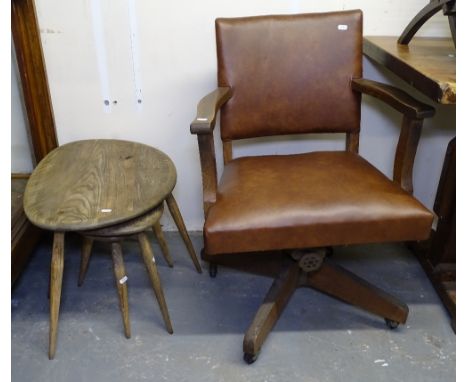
[119,275,128,284]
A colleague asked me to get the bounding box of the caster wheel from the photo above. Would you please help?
[243,352,258,364]
[325,246,334,257]
[209,263,218,278]
[385,318,399,329]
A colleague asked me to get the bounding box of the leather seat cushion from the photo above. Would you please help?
[204,151,434,255]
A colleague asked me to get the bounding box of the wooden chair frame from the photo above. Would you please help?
[190,78,435,363]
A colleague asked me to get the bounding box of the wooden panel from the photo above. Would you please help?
[430,138,455,265]
[408,139,455,328]
[12,177,28,227]
[12,219,42,285]
[11,0,58,285]
[12,176,42,286]
[11,0,58,162]
[364,36,455,104]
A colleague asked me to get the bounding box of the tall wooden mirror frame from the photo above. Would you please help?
[11,0,58,285]
[12,0,58,160]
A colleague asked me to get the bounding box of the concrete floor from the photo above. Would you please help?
[12,232,455,382]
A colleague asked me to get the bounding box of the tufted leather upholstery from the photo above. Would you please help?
[204,151,433,255]
[216,11,363,140]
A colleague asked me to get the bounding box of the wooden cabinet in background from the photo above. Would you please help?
[364,36,456,329]
[11,0,58,285]
[11,174,42,285]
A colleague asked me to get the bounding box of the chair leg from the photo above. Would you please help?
[49,232,65,360]
[243,262,300,363]
[165,193,203,274]
[152,221,174,268]
[305,261,409,325]
[111,242,131,338]
[78,237,93,286]
[138,233,174,334]
[209,262,218,278]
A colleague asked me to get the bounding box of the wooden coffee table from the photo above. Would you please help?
[23,139,201,359]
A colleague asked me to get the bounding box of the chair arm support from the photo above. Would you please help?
[351,78,435,119]
[190,88,231,215]
[196,134,218,216]
[393,116,423,195]
[190,87,232,134]
[352,79,434,193]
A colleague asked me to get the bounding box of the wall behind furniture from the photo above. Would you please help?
[11,45,34,173]
[35,0,455,230]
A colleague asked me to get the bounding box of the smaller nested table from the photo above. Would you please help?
[24,139,202,359]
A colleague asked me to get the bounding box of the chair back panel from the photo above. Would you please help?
[216,11,363,141]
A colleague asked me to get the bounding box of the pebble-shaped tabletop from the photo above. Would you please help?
[24,140,177,231]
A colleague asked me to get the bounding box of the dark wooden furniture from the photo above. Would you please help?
[190,11,436,364]
[363,36,456,329]
[398,0,455,45]
[363,36,455,104]
[23,139,202,359]
[11,174,42,285]
[11,0,59,285]
[12,0,58,161]
[426,138,455,326]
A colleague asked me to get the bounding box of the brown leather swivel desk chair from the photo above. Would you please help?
[190,10,435,364]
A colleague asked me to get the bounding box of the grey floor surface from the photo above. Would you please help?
[12,232,455,382]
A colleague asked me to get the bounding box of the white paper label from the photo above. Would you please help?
[338,24,348,31]
[119,276,128,284]
[101,208,112,213]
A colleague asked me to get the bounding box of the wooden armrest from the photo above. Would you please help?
[190,87,232,134]
[352,78,435,193]
[351,78,435,119]
[190,88,231,215]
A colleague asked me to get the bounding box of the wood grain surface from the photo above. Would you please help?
[49,232,64,359]
[24,140,176,231]
[12,0,58,163]
[364,36,455,104]
[111,242,131,338]
[138,233,174,334]
[83,204,164,237]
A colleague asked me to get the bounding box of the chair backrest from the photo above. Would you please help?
[216,10,363,141]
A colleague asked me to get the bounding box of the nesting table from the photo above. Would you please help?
[23,139,202,359]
